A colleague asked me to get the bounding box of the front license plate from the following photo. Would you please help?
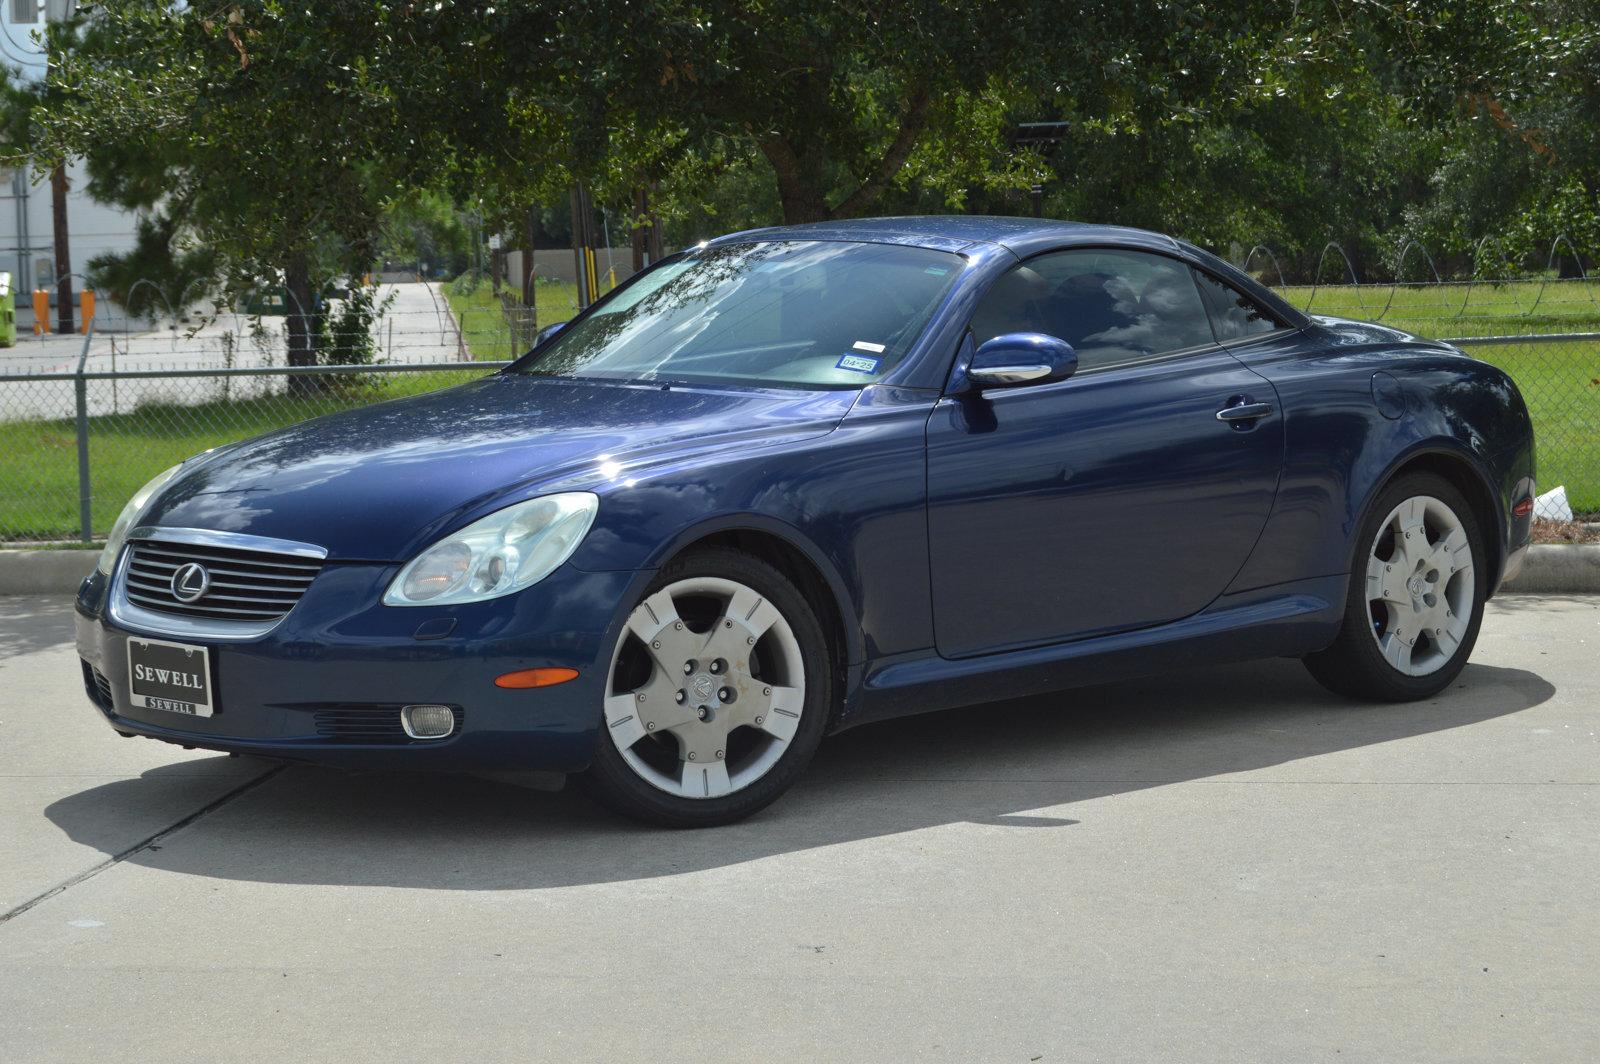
[126,637,214,718]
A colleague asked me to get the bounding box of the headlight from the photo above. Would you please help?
[383,493,599,606]
[96,464,183,575]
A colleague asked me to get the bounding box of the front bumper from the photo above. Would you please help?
[74,559,650,772]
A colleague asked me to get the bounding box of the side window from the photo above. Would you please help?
[971,249,1216,372]
[1192,268,1285,342]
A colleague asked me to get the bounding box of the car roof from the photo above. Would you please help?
[708,215,1183,258]
[706,215,1308,330]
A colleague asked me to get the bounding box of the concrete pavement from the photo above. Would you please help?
[0,593,1595,1062]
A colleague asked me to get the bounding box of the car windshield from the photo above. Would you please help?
[513,240,963,388]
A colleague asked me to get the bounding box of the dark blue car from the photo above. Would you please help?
[75,217,1536,826]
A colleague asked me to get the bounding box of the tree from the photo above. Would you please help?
[27,0,1594,313]
[485,1,1332,226]
[36,1,463,372]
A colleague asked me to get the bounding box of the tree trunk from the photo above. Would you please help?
[52,163,74,335]
[757,84,933,225]
[631,187,648,273]
[283,254,320,395]
[757,134,833,224]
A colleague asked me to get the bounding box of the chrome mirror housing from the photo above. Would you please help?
[966,332,1078,389]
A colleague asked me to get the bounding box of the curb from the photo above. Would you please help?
[0,550,98,596]
[0,545,1598,598]
[1500,544,1600,594]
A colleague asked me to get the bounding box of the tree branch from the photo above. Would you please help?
[829,82,933,219]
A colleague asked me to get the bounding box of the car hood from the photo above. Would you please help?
[142,374,858,561]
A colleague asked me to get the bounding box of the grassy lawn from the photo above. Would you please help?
[0,371,497,541]
[1444,338,1599,511]
[1274,277,1600,339]
[1273,280,1600,512]
[2,278,1596,541]
[442,277,584,362]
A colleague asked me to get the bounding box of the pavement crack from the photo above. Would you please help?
[0,764,286,928]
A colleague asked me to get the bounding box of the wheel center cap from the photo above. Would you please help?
[1406,575,1427,598]
[688,673,716,704]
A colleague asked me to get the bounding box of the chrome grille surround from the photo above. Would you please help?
[109,526,329,641]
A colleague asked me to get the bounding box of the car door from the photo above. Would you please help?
[925,247,1286,658]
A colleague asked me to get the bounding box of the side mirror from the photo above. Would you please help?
[966,332,1078,389]
[533,321,568,348]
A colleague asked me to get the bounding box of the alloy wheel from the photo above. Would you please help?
[603,576,806,799]
[1365,494,1475,677]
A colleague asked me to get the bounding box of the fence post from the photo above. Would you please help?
[74,321,96,543]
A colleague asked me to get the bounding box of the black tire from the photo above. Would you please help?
[1304,472,1488,702]
[580,547,833,827]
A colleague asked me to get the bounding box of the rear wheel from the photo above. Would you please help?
[582,548,831,827]
[1304,472,1486,701]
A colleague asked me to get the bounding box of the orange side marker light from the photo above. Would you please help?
[495,667,579,689]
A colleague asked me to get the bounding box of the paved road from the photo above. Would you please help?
[1,594,1595,1062]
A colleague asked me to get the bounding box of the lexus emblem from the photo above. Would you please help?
[171,562,211,603]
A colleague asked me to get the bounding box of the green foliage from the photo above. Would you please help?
[320,282,393,367]
[35,1,461,356]
[381,190,473,277]
[84,214,218,320]
[14,0,1600,295]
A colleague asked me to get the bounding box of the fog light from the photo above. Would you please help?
[401,704,455,739]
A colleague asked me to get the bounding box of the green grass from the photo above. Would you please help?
[1272,280,1600,512]
[442,277,584,362]
[1273,277,1600,339]
[2,277,1596,540]
[0,372,497,541]
[1439,338,1599,512]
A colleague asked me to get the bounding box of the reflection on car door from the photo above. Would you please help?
[925,247,1286,658]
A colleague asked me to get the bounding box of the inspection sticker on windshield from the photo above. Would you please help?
[836,354,881,374]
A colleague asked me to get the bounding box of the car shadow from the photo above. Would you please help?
[43,657,1553,890]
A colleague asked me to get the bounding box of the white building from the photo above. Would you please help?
[1,0,143,329]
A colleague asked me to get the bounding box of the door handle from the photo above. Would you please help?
[1216,401,1273,423]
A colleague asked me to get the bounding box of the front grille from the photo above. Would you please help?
[82,660,113,710]
[124,539,323,622]
[312,705,464,744]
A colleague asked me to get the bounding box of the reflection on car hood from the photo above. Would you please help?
[140,374,857,561]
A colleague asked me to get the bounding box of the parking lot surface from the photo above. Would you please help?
[1,593,1595,1063]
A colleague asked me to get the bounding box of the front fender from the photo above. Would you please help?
[567,384,941,667]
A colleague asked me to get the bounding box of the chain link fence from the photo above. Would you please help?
[0,277,533,544]
[1,276,1596,544]
[1266,272,1600,515]
[1441,333,1599,514]
[0,360,511,543]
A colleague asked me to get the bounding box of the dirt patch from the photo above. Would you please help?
[1531,519,1600,544]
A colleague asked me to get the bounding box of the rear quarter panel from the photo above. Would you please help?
[1225,321,1533,593]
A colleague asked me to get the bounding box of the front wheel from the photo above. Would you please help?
[581,548,832,827]
[1304,472,1487,701]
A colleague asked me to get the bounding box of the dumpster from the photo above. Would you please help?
[0,273,14,347]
